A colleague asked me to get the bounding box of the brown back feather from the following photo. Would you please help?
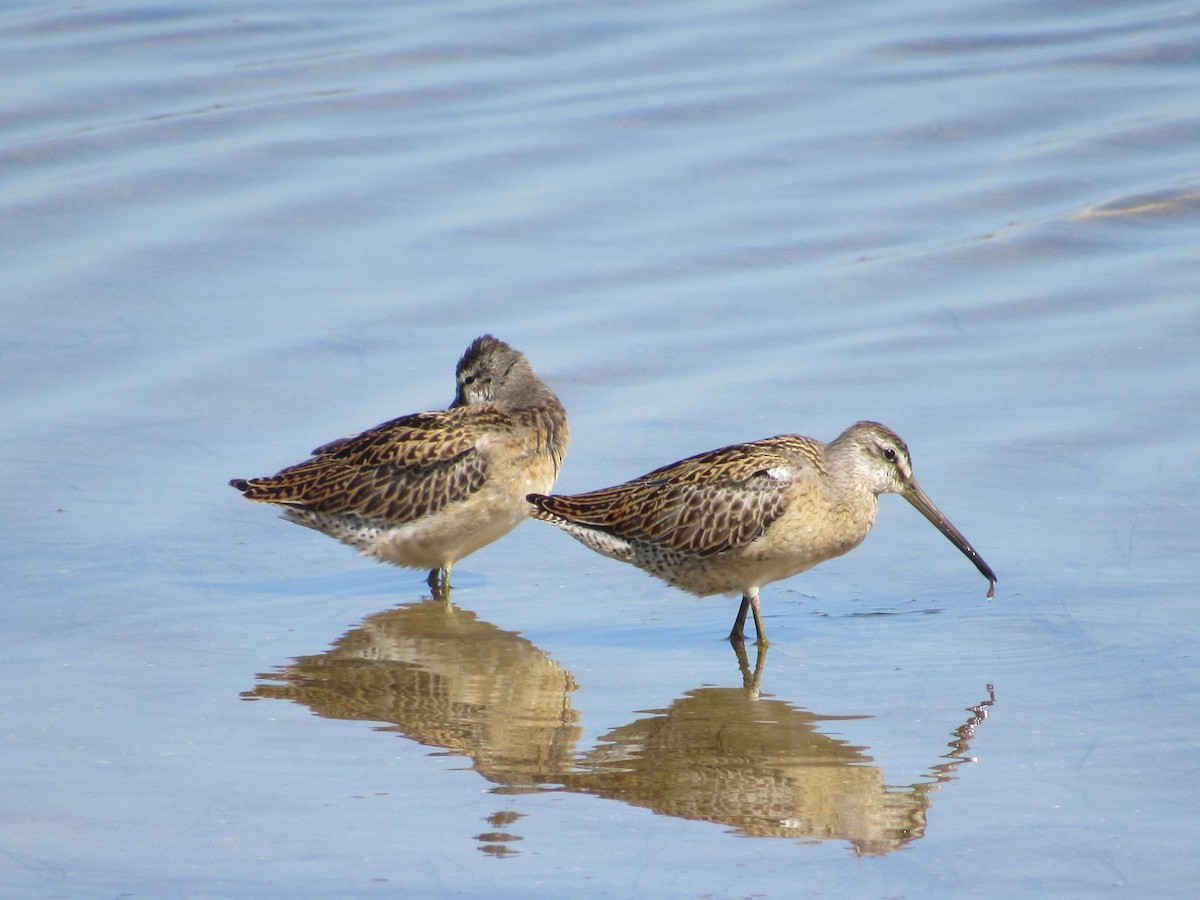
[532,435,823,556]
[234,407,502,524]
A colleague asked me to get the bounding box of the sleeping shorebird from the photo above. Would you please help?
[230,335,569,595]
[528,421,994,645]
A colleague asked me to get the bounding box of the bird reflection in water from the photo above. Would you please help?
[244,598,582,857]
[245,599,994,856]
[570,644,994,855]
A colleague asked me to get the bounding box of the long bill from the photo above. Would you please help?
[902,479,997,599]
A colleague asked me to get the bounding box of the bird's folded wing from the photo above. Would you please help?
[536,439,812,556]
[236,408,505,523]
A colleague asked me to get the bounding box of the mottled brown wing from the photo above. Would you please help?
[234,408,507,524]
[535,436,819,556]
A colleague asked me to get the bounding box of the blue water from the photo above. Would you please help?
[4,0,1199,896]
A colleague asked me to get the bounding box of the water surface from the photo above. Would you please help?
[3,0,1199,896]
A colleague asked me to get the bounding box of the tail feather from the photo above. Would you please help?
[525,488,628,525]
[229,473,314,506]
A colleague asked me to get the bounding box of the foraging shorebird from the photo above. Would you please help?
[231,335,569,595]
[528,421,994,645]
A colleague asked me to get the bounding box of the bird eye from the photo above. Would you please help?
[882,447,897,462]
[463,375,477,385]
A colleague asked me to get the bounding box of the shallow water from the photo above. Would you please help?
[4,0,1199,896]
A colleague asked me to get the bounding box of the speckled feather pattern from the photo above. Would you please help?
[528,421,995,642]
[237,409,504,523]
[532,435,826,558]
[231,335,568,576]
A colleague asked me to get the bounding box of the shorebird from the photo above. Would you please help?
[230,335,569,595]
[528,421,995,645]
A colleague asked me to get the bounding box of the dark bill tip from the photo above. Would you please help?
[903,480,997,598]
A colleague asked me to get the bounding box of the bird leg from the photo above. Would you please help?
[729,593,751,644]
[729,587,769,646]
[748,587,769,647]
[426,567,452,600]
